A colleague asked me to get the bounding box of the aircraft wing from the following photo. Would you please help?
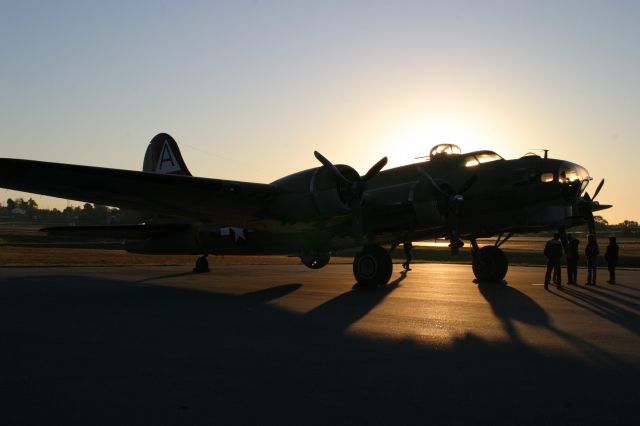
[0,158,274,225]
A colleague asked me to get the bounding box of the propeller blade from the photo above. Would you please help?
[592,178,604,200]
[362,157,388,181]
[313,151,351,185]
[314,151,386,246]
[446,197,464,255]
[456,174,478,195]
[416,167,448,197]
[416,167,469,254]
[583,191,591,202]
[591,203,612,212]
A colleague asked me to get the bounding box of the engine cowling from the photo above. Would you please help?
[412,181,444,227]
[269,165,360,223]
[361,180,443,231]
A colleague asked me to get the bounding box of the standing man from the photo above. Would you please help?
[604,236,619,284]
[544,233,563,290]
[585,234,599,285]
[402,241,413,271]
[566,235,580,285]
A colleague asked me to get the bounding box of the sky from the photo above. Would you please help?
[1,0,638,223]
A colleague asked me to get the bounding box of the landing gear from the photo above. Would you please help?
[471,244,508,283]
[193,254,210,273]
[300,250,331,269]
[353,245,393,287]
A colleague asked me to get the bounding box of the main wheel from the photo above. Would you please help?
[472,246,508,282]
[300,251,331,269]
[353,245,393,287]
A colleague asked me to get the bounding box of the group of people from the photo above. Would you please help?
[544,233,619,290]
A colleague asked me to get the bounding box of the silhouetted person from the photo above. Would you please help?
[544,233,563,289]
[402,241,413,271]
[604,236,619,284]
[585,235,599,285]
[566,235,579,285]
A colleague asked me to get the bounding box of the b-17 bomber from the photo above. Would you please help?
[0,134,611,286]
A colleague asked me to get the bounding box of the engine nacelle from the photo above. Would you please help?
[364,180,443,229]
[269,165,360,222]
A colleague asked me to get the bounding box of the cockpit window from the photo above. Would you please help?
[465,158,479,167]
[463,152,504,168]
[477,153,502,163]
[540,172,554,183]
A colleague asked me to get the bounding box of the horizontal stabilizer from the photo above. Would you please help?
[41,224,191,240]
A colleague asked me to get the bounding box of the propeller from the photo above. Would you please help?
[314,151,388,245]
[579,178,610,242]
[417,167,477,254]
[592,178,605,200]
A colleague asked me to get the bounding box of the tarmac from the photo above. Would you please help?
[1,264,639,425]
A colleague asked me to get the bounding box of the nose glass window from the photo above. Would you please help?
[559,165,589,184]
[558,163,590,193]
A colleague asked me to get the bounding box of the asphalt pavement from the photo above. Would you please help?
[1,264,638,425]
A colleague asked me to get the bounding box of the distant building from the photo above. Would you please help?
[11,207,26,216]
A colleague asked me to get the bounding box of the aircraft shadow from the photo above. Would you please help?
[1,273,638,425]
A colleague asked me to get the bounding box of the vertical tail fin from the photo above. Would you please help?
[143,133,192,176]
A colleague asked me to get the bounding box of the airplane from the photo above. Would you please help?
[0,133,611,286]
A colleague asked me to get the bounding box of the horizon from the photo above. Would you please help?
[1,1,638,223]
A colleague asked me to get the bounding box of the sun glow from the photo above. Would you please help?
[378,114,501,168]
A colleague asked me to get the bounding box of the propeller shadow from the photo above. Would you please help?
[304,270,406,332]
[478,282,549,344]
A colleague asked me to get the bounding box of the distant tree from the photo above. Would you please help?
[26,198,38,211]
[79,203,94,223]
[621,220,639,228]
[618,220,640,237]
[594,215,609,231]
[14,198,27,210]
[93,204,110,223]
[6,198,16,212]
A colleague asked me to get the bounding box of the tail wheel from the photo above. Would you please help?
[353,245,393,287]
[301,251,331,269]
[472,246,508,282]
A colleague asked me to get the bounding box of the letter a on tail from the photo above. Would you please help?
[143,133,193,176]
